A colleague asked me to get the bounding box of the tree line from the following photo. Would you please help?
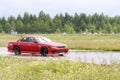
[0,11,120,34]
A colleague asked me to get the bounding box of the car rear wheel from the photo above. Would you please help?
[40,47,48,56]
[13,47,21,55]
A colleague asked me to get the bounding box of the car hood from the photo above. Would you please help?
[40,42,67,47]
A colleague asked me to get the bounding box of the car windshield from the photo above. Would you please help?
[36,37,52,43]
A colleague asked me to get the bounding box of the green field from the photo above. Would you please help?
[0,56,119,80]
[1,34,120,51]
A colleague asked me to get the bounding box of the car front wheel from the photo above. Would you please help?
[40,47,48,56]
[13,47,21,55]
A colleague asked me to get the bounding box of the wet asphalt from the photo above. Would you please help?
[0,47,120,65]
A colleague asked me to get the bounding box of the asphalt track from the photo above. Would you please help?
[0,47,120,65]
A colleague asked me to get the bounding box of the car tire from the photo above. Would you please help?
[13,47,21,55]
[59,54,64,56]
[40,47,48,56]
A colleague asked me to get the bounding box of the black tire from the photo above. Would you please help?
[59,54,64,56]
[13,47,21,55]
[40,47,48,56]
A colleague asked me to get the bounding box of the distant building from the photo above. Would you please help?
[11,30,17,34]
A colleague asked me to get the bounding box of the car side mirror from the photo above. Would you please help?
[33,41,38,44]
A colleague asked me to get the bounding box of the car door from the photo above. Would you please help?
[19,37,29,51]
[27,37,39,52]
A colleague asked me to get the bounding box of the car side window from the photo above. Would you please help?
[21,37,27,42]
[27,37,35,42]
[21,37,35,42]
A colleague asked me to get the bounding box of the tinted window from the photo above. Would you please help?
[21,37,35,42]
[27,37,35,42]
[21,37,27,42]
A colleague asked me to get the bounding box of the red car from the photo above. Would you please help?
[8,36,69,56]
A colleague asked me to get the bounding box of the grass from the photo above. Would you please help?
[0,34,120,80]
[1,33,120,51]
[0,56,119,80]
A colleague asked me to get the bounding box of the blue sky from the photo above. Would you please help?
[0,0,120,18]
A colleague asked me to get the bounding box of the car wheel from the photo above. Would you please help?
[59,54,64,56]
[13,47,21,55]
[40,47,48,56]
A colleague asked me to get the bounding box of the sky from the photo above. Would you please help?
[0,0,120,18]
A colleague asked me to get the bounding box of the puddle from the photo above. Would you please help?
[0,47,120,65]
[68,50,120,65]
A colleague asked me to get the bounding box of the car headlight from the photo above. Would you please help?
[51,46,58,48]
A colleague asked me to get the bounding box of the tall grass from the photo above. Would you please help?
[0,56,119,80]
[1,34,120,51]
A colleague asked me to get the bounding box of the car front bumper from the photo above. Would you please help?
[48,48,69,55]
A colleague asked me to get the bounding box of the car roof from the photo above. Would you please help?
[19,36,44,40]
[25,36,44,38]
